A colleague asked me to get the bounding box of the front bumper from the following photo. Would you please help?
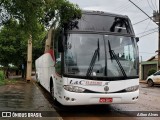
[57,90,139,105]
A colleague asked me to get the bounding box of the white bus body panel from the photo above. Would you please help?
[35,53,139,106]
[54,77,139,105]
[35,53,55,92]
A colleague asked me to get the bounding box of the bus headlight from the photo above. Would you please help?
[63,85,85,93]
[125,85,139,92]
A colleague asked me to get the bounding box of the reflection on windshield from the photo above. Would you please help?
[64,34,105,76]
[86,39,100,77]
[110,17,131,33]
[71,14,134,35]
[64,34,138,78]
[108,40,127,78]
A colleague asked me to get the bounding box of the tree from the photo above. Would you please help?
[0,19,26,66]
[148,69,156,76]
[0,0,81,79]
[0,19,46,78]
[0,0,81,32]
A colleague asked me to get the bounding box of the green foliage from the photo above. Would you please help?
[0,80,5,86]
[0,19,46,67]
[0,19,27,66]
[0,0,81,68]
[42,0,82,28]
[1,0,45,35]
[1,0,82,31]
[0,77,17,86]
[148,69,157,76]
[9,66,18,71]
[0,70,5,81]
[57,0,81,28]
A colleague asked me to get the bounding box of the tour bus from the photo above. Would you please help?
[35,10,139,105]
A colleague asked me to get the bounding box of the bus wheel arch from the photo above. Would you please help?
[50,77,60,106]
[50,77,55,99]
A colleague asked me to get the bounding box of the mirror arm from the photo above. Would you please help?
[135,37,139,42]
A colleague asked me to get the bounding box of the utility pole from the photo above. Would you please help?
[128,0,158,25]
[128,0,159,70]
[44,29,53,53]
[153,11,160,70]
[26,35,32,82]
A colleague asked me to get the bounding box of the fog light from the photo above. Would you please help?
[71,98,75,101]
[66,97,70,101]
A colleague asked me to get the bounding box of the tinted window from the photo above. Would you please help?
[64,34,138,77]
[154,71,160,75]
[71,14,133,34]
[54,34,62,75]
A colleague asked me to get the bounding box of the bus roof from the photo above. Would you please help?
[68,10,134,36]
[82,10,129,19]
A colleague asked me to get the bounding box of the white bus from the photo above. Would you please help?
[35,10,139,105]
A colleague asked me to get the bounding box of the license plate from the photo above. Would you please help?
[99,98,113,103]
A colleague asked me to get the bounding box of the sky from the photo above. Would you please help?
[69,0,159,61]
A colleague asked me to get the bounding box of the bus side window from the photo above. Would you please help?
[54,36,62,75]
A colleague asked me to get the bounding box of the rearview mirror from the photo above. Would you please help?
[135,37,139,42]
[58,34,64,52]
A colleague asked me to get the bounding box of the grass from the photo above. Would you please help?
[0,80,5,86]
[0,70,5,85]
[0,70,17,86]
[0,79,17,86]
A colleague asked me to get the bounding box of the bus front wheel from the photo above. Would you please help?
[50,79,60,106]
[50,79,55,100]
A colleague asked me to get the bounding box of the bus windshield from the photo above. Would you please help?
[64,34,138,78]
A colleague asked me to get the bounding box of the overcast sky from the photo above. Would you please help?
[69,0,159,61]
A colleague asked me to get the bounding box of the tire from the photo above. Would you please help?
[50,83,55,100]
[147,79,154,87]
[50,81,60,106]
[35,73,38,80]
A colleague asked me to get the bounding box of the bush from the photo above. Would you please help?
[148,69,156,76]
[0,70,5,81]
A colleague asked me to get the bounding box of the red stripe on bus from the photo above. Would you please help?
[45,50,56,66]
[45,49,55,61]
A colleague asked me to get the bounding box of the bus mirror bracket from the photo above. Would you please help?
[135,37,139,42]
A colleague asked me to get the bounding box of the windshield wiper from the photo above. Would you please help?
[86,39,100,77]
[108,40,127,78]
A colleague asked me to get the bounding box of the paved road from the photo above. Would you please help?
[0,77,160,120]
[0,78,62,120]
[38,82,160,120]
